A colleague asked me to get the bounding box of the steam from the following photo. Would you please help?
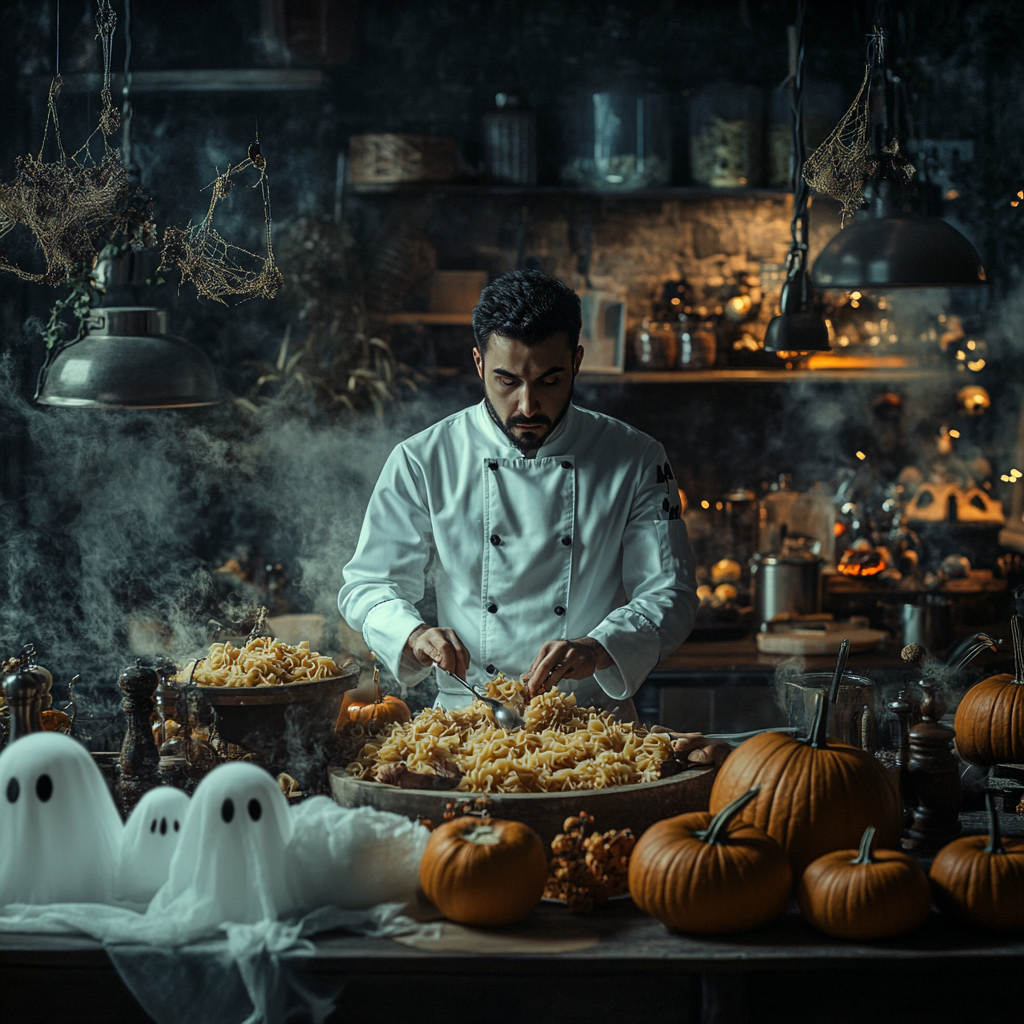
[0,348,457,739]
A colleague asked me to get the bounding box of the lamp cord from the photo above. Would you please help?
[786,0,811,305]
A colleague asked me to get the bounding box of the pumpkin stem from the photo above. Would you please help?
[983,791,1005,855]
[372,664,382,703]
[1012,615,1024,683]
[852,825,877,865]
[802,689,830,749]
[695,786,761,846]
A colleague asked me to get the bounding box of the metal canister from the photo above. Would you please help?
[482,94,536,185]
[751,552,821,627]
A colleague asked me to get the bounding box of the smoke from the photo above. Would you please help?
[0,348,463,742]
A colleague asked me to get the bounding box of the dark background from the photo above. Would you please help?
[2,0,1024,721]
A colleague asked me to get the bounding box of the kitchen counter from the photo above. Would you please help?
[2,812,1021,1024]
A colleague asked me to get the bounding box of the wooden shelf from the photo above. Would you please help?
[43,69,327,93]
[577,367,954,384]
[387,313,474,325]
[352,184,790,201]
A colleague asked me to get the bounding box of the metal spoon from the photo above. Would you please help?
[435,665,526,731]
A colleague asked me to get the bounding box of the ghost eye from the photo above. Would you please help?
[221,798,235,823]
[150,819,157,833]
[248,799,262,821]
[160,817,167,835]
[6,778,19,803]
[174,820,180,832]
[36,775,53,802]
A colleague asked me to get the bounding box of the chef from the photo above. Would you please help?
[338,270,698,721]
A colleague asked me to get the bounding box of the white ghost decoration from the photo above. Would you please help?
[116,787,191,905]
[146,761,296,933]
[286,797,429,913]
[0,732,123,907]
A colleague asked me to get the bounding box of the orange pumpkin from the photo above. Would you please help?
[340,665,410,729]
[798,826,931,939]
[419,816,548,926]
[930,792,1024,932]
[628,787,792,934]
[709,691,903,876]
[953,615,1024,766]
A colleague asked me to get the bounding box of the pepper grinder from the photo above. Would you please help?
[1,645,51,742]
[118,659,161,814]
[903,679,962,852]
[886,688,916,820]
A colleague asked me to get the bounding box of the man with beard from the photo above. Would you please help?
[339,270,697,720]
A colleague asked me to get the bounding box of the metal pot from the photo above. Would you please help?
[782,671,877,751]
[901,600,954,652]
[751,553,821,627]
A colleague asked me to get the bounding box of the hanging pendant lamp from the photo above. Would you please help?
[811,26,986,291]
[36,307,220,409]
[763,1,831,354]
[813,180,986,289]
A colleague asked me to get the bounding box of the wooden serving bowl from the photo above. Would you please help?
[329,764,717,847]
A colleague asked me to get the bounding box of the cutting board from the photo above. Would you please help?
[756,627,888,655]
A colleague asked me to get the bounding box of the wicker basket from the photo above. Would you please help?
[349,134,457,189]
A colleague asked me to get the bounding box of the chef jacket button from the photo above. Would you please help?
[486,664,496,674]
[554,606,566,616]
[490,534,501,546]
[488,603,498,613]
[561,460,572,469]
[488,460,499,471]
[561,536,572,546]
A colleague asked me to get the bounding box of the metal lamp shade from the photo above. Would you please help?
[813,216,987,289]
[37,307,220,409]
[763,312,831,353]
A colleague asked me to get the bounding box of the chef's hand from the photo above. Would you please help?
[522,637,613,698]
[407,624,470,680]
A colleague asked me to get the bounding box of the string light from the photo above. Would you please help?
[855,451,866,460]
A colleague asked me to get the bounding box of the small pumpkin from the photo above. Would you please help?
[798,826,931,939]
[708,690,902,876]
[953,615,1024,766]
[419,816,548,926]
[628,787,792,934]
[929,791,1024,932]
[340,665,410,729]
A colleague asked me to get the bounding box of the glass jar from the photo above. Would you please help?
[562,91,671,190]
[676,318,717,369]
[634,320,678,369]
[689,83,763,187]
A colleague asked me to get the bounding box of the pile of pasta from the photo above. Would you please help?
[347,676,673,793]
[186,637,341,688]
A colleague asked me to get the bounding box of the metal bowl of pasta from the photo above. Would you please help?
[182,637,361,758]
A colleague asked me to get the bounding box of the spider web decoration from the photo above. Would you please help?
[802,65,873,225]
[803,27,916,226]
[159,143,284,305]
[0,4,149,286]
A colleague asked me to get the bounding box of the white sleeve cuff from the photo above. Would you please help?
[362,599,433,688]
[587,610,661,701]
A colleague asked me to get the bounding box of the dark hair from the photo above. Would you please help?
[472,270,582,352]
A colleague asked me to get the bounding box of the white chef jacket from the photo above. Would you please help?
[338,400,698,719]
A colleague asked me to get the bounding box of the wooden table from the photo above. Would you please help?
[3,812,1021,1024]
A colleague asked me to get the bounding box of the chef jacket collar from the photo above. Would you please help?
[473,399,578,460]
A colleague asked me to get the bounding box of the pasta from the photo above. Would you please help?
[186,637,340,688]
[347,676,673,793]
